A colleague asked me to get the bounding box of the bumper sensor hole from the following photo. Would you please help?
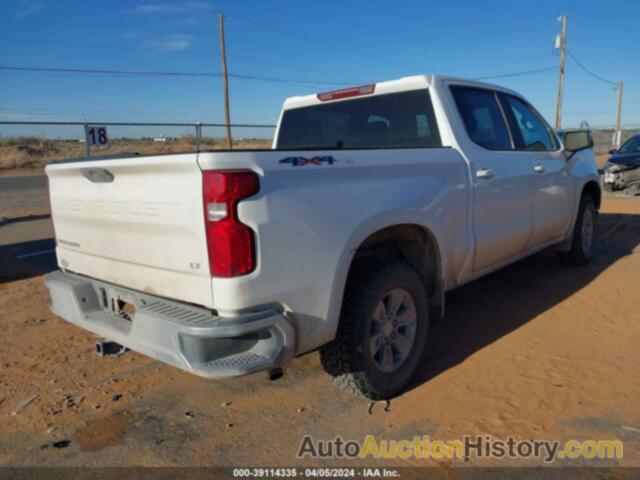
[111,298,136,321]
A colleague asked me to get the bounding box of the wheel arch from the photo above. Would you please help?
[351,224,442,298]
[582,180,601,210]
[327,221,445,344]
[557,178,602,253]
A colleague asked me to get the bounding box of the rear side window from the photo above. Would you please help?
[505,96,558,151]
[451,87,512,150]
[276,89,442,149]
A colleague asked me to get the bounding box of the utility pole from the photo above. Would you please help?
[554,15,567,131]
[219,13,232,149]
[615,81,624,147]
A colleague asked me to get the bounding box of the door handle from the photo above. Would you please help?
[476,168,495,180]
[534,164,545,174]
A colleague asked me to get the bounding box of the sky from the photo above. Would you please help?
[1,0,639,139]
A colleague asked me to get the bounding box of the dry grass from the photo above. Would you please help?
[0,136,272,172]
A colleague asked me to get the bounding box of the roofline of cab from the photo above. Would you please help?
[280,74,521,111]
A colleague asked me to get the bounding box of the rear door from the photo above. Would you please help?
[450,85,534,271]
[499,94,572,247]
[46,153,213,307]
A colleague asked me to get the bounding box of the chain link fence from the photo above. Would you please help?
[1,120,639,172]
[0,121,276,172]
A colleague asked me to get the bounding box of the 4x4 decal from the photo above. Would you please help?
[279,156,337,167]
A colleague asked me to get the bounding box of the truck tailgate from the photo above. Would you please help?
[46,153,213,308]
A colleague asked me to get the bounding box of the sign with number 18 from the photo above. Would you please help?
[84,125,109,146]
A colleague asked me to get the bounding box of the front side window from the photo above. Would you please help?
[276,89,441,149]
[451,87,512,150]
[506,96,557,151]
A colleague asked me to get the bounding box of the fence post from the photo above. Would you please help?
[83,123,91,158]
[195,122,202,152]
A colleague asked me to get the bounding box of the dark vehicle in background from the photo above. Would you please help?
[603,135,640,192]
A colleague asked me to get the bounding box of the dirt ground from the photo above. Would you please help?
[0,195,639,472]
[0,175,49,220]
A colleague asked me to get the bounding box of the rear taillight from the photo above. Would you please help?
[202,170,259,277]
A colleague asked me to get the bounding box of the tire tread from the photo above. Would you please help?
[320,258,427,400]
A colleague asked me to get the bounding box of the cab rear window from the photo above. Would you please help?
[276,89,442,149]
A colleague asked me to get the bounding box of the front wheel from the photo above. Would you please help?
[320,259,429,400]
[557,195,598,266]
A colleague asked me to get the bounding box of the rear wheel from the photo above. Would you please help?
[557,195,598,266]
[320,259,429,400]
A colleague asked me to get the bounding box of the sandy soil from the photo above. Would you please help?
[0,197,639,471]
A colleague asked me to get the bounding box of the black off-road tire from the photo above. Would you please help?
[557,195,598,266]
[320,258,429,400]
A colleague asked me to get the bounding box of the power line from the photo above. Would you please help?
[0,30,586,86]
[565,50,624,147]
[232,72,343,86]
[0,65,351,87]
[2,33,565,86]
[443,55,555,74]
[472,67,558,81]
[0,35,369,84]
[2,34,558,81]
[225,13,563,77]
[0,64,563,87]
[228,53,370,84]
[566,51,617,86]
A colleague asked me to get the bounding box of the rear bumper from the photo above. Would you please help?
[44,270,295,378]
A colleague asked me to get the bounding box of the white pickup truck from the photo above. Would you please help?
[45,75,600,399]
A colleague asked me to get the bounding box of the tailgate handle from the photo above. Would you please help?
[81,168,114,183]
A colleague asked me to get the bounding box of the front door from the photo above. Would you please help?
[450,86,535,271]
[500,94,572,247]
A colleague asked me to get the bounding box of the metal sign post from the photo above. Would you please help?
[83,123,90,157]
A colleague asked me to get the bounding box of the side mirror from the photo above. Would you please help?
[608,148,617,155]
[563,130,593,153]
